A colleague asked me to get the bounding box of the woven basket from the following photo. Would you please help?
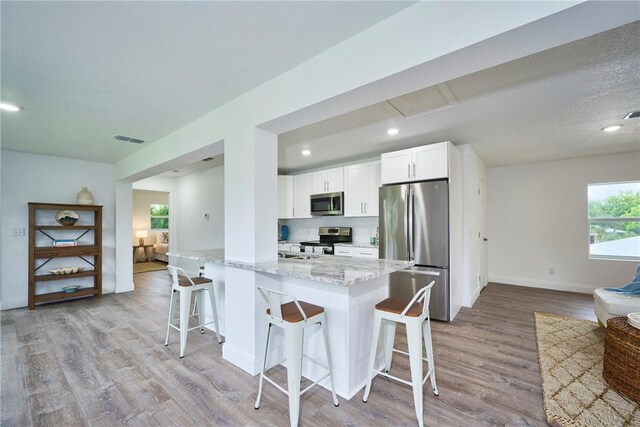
[603,316,640,404]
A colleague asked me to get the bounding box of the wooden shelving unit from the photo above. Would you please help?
[28,202,102,310]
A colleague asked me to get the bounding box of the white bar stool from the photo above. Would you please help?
[165,265,222,358]
[362,281,438,427]
[254,286,339,427]
[191,260,206,315]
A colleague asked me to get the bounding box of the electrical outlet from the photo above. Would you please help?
[12,227,25,236]
[548,267,555,275]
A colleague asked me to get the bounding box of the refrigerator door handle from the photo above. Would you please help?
[405,187,411,259]
[404,269,441,276]
[408,187,414,260]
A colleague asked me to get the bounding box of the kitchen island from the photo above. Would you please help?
[169,249,413,399]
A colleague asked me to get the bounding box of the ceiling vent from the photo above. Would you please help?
[113,134,145,144]
[623,111,640,120]
[202,157,215,162]
[386,83,457,118]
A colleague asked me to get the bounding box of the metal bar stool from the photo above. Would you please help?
[165,265,222,357]
[362,281,438,427]
[191,260,206,315]
[254,286,339,427]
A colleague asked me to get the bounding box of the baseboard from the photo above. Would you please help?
[489,275,596,294]
[222,344,260,376]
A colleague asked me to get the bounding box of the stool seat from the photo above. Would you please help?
[267,300,324,323]
[178,276,212,287]
[375,298,423,317]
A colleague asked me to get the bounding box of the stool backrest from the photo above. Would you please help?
[257,286,307,322]
[400,280,435,318]
[167,265,194,289]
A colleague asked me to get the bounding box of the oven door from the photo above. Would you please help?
[310,192,343,216]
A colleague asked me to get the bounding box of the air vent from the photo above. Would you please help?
[113,134,145,144]
[202,157,215,162]
[623,111,640,120]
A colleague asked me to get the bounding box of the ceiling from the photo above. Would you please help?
[278,21,640,172]
[0,1,413,163]
[2,2,638,177]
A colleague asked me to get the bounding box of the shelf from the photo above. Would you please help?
[35,271,97,282]
[34,287,97,304]
[36,225,98,230]
[35,245,99,258]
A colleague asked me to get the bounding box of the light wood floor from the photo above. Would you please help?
[1,272,595,426]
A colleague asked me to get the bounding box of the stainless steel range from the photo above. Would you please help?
[299,227,352,255]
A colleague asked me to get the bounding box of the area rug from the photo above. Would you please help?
[534,312,639,426]
[133,261,167,274]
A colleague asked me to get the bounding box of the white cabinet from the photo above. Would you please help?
[278,243,301,253]
[381,141,450,184]
[344,161,380,217]
[334,246,378,259]
[278,175,294,219]
[312,167,344,194]
[292,173,313,218]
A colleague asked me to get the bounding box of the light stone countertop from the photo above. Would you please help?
[168,249,412,287]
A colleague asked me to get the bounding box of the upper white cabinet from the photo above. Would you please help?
[278,175,294,219]
[344,161,380,217]
[381,141,451,184]
[312,167,344,194]
[292,173,313,218]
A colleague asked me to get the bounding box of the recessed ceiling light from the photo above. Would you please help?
[172,169,179,173]
[302,149,311,156]
[0,102,23,112]
[601,125,622,132]
[387,128,399,136]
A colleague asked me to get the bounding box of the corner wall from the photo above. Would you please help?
[487,151,640,293]
[1,150,116,309]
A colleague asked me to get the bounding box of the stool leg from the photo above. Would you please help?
[423,319,438,396]
[255,322,272,409]
[207,284,222,343]
[406,321,424,427]
[285,326,303,427]
[363,311,382,403]
[179,288,191,358]
[320,314,339,406]
[383,319,397,373]
[165,289,177,346]
[196,290,205,333]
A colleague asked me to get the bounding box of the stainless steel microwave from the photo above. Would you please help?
[310,192,344,216]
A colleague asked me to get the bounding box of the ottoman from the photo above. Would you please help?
[593,288,640,327]
[603,316,640,404]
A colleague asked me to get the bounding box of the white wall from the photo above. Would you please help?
[175,166,225,254]
[132,189,168,244]
[487,152,640,294]
[1,150,116,309]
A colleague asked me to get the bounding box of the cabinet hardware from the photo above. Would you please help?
[360,202,363,214]
[413,163,416,177]
[364,202,367,213]
[407,164,410,178]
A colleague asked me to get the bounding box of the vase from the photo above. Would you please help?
[76,187,94,205]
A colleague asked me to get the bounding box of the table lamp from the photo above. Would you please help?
[136,229,148,246]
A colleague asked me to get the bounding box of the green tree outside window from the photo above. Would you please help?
[150,204,169,229]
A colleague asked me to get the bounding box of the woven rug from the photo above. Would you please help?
[534,312,640,426]
[133,261,167,274]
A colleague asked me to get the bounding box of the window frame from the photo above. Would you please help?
[587,181,640,262]
[150,204,169,230]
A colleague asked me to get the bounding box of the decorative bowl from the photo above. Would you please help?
[62,285,81,293]
[55,209,79,226]
[50,267,84,275]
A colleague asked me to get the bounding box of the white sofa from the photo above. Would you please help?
[593,288,640,327]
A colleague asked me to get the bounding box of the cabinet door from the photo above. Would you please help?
[334,246,355,257]
[312,171,328,194]
[364,161,381,216]
[278,175,294,219]
[413,142,449,180]
[354,248,378,259]
[343,164,366,217]
[381,148,412,184]
[326,167,344,192]
[292,173,313,218]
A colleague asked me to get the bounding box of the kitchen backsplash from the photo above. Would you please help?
[279,216,378,244]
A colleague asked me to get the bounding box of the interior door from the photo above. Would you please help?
[478,176,487,289]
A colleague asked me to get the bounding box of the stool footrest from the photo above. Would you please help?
[168,318,218,333]
[392,347,431,364]
[370,365,435,388]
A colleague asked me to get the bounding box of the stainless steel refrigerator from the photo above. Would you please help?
[379,180,450,321]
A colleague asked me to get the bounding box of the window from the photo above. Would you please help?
[588,181,640,261]
[150,204,169,230]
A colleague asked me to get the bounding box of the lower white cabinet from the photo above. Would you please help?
[334,246,378,259]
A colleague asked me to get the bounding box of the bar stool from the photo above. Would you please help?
[362,281,438,427]
[191,260,206,315]
[254,286,339,427]
[165,265,222,357]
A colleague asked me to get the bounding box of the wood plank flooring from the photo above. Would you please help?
[1,273,595,426]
